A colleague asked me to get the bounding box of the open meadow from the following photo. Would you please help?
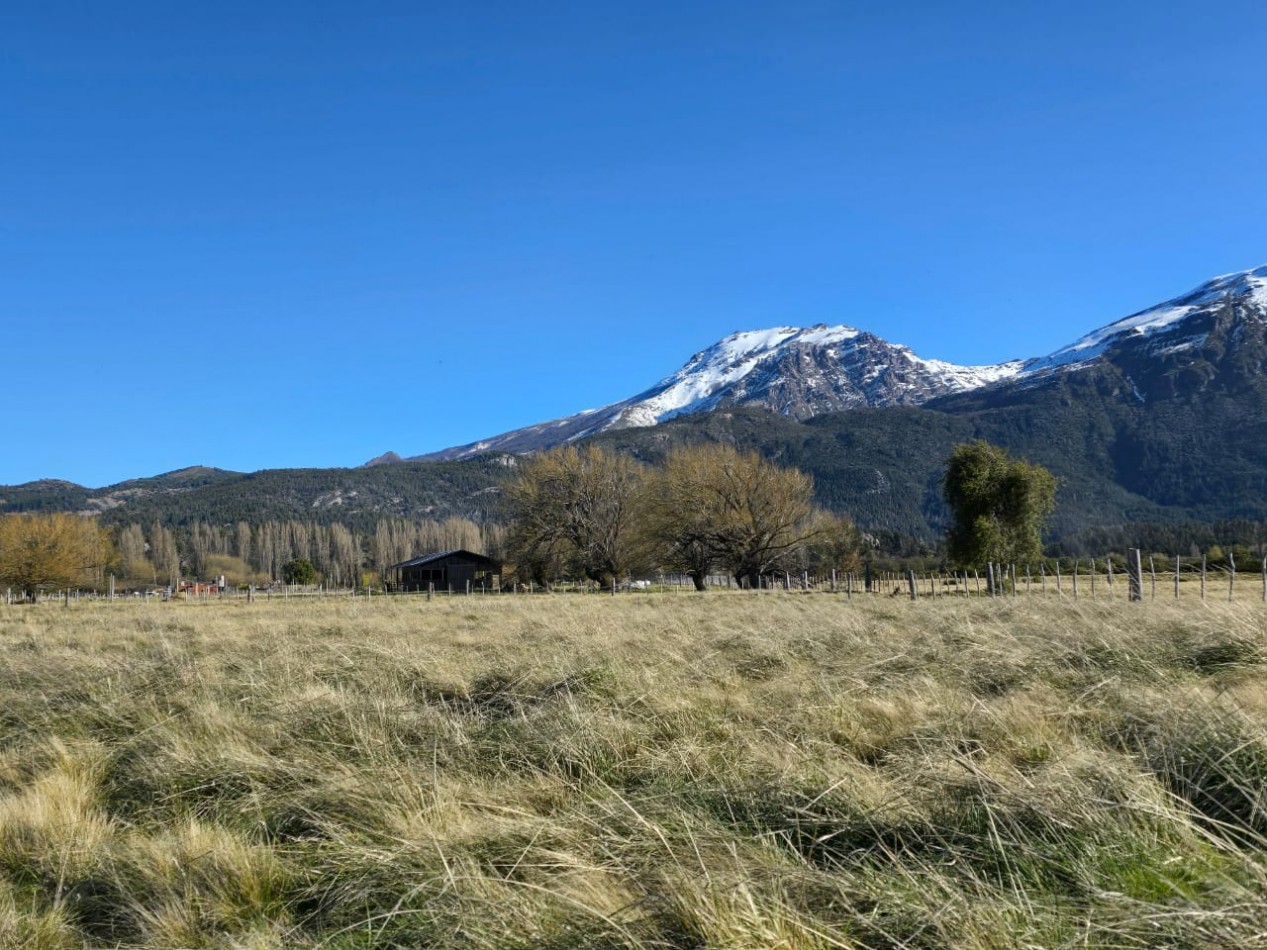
[2,593,1266,948]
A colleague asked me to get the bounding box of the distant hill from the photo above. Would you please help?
[0,459,514,530]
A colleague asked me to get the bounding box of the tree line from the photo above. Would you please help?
[504,443,862,589]
[9,437,1267,602]
[0,514,506,600]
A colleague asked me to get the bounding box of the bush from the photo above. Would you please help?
[281,558,317,585]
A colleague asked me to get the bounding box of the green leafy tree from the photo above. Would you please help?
[942,441,1057,567]
[281,557,317,585]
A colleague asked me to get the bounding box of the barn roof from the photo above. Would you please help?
[390,549,500,570]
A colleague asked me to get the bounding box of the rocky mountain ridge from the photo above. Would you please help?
[405,263,1267,462]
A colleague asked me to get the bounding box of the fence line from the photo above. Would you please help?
[6,554,1267,608]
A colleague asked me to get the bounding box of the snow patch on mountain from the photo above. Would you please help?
[610,324,1025,428]
[1027,263,1267,373]
[634,325,865,421]
[908,355,1026,389]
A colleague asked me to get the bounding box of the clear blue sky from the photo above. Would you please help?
[3,1,1264,486]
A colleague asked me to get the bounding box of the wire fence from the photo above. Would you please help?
[8,554,1267,608]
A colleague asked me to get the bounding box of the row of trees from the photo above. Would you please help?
[0,514,507,599]
[134,517,506,588]
[1052,522,1267,563]
[505,444,862,589]
[0,440,1189,600]
[504,437,1057,588]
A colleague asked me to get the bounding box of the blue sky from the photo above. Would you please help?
[3,1,1265,486]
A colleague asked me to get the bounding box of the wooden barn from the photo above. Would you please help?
[388,550,502,593]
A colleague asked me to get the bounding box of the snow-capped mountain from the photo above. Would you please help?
[1022,263,1267,376]
[400,263,1267,463]
[612,325,1024,424]
[414,326,1024,461]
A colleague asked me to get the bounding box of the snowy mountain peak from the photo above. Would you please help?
[634,324,870,424]
[416,322,1024,461]
[678,325,861,374]
[1027,263,1267,373]
[1204,262,1267,306]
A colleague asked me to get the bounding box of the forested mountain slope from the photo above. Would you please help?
[0,459,513,530]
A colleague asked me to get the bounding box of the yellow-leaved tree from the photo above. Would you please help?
[505,445,648,586]
[0,513,112,602]
[641,444,822,590]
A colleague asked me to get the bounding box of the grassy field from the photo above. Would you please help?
[1,594,1266,948]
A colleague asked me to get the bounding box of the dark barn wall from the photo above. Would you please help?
[396,552,500,592]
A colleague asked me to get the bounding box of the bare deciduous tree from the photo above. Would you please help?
[505,445,648,586]
[116,523,153,584]
[642,444,818,589]
[149,522,180,587]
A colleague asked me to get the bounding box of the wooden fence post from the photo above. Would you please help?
[1148,555,1156,601]
[907,570,917,601]
[1174,555,1181,601]
[1090,559,1096,597]
[1127,548,1143,603]
[1228,551,1236,602]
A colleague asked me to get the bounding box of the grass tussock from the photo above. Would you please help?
[1,594,1266,948]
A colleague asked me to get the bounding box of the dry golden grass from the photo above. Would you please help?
[1,592,1266,948]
